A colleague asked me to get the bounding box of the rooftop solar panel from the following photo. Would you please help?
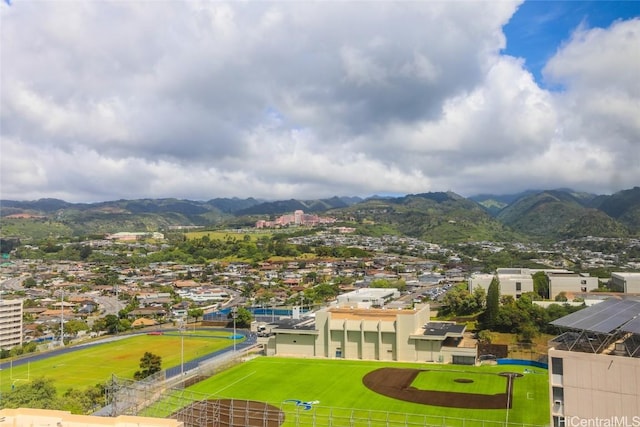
[590,300,640,334]
[551,298,640,334]
[621,315,640,335]
[551,298,619,329]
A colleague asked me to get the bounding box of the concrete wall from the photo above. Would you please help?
[468,274,494,293]
[548,348,640,425]
[611,273,640,293]
[415,339,443,362]
[275,333,315,356]
[548,274,599,299]
[362,330,378,360]
[498,274,534,297]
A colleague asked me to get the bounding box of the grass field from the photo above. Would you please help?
[151,357,549,426]
[0,331,240,393]
[410,369,507,395]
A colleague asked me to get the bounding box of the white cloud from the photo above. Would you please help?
[1,1,637,202]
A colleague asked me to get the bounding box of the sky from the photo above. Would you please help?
[1,1,638,203]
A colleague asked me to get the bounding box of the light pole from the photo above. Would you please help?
[232,307,237,353]
[180,320,184,375]
[59,290,64,347]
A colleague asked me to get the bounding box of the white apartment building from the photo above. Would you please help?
[496,268,534,297]
[467,273,494,294]
[468,268,534,298]
[0,298,23,349]
[469,268,594,300]
[547,272,599,299]
[610,272,640,293]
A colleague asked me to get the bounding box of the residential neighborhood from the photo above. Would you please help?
[1,227,639,355]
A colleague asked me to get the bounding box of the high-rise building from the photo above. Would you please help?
[0,299,23,350]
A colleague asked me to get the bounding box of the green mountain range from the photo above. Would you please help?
[2,187,639,243]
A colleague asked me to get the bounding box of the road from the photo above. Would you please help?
[0,277,24,293]
[92,295,124,316]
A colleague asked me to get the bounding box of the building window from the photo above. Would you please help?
[516,282,521,291]
[581,280,587,285]
[552,386,564,401]
[551,357,563,375]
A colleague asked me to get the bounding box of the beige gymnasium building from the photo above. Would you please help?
[263,303,477,365]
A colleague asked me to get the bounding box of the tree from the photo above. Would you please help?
[370,278,407,292]
[518,323,538,343]
[104,314,120,334]
[477,329,492,344]
[1,377,60,409]
[472,285,486,310]
[64,319,90,337]
[61,384,105,414]
[314,282,340,302]
[188,308,204,322]
[23,276,37,288]
[482,277,500,329]
[133,352,162,380]
[532,271,549,299]
[228,306,252,328]
[439,286,479,316]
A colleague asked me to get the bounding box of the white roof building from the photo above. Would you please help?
[336,288,400,308]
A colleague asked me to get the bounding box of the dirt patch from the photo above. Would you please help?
[363,368,516,410]
[454,378,474,383]
[172,399,285,427]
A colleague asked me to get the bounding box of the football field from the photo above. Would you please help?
[0,331,239,393]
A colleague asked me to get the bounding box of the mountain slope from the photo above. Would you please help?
[590,187,640,234]
[470,190,540,216]
[2,188,638,242]
[333,192,521,243]
[496,190,629,240]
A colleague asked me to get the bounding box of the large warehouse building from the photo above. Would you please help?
[547,297,640,426]
[264,304,477,364]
